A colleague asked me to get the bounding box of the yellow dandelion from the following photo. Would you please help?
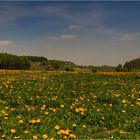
[50,137,54,140]
[10,129,16,134]
[120,130,127,134]
[41,107,45,110]
[42,134,48,139]
[17,115,22,119]
[80,112,84,115]
[29,119,36,124]
[36,119,41,123]
[75,108,79,112]
[1,135,6,138]
[79,108,84,112]
[33,135,38,140]
[60,129,66,134]
[61,104,65,108]
[18,120,24,123]
[72,124,77,127]
[5,106,9,110]
[4,113,8,116]
[82,125,86,128]
[4,117,8,120]
[24,130,29,134]
[65,130,71,135]
[55,125,60,130]
[49,108,56,112]
[122,99,126,104]
[122,110,126,113]
[57,131,61,135]
[69,134,76,139]
[44,111,49,115]
[63,135,67,139]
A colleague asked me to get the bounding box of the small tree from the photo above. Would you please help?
[115,64,123,72]
[115,64,130,72]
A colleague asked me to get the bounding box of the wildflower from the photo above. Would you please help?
[4,117,8,119]
[82,125,86,128]
[55,125,60,130]
[61,104,65,108]
[79,108,84,112]
[44,111,49,115]
[122,110,126,113]
[42,134,48,139]
[33,135,38,140]
[80,112,84,115]
[50,137,54,140]
[10,129,16,134]
[17,115,22,119]
[57,131,61,135]
[5,106,9,110]
[14,136,20,139]
[60,129,66,134]
[109,104,112,107]
[65,130,71,135]
[1,135,6,138]
[43,105,46,108]
[36,119,41,123]
[49,108,56,112]
[64,136,67,139]
[75,108,79,112]
[72,124,77,127]
[122,99,126,104]
[41,107,45,110]
[18,120,24,123]
[29,120,36,124]
[69,134,76,139]
[120,130,127,134]
[24,130,29,134]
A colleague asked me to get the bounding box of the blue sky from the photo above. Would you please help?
[0,1,140,66]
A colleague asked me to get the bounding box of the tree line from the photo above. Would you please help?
[0,53,30,69]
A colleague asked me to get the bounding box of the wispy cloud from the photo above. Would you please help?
[0,40,15,47]
[68,25,83,30]
[48,34,79,41]
[61,34,78,39]
[117,33,140,42]
[48,36,59,41]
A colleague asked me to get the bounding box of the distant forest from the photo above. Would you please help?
[0,52,140,72]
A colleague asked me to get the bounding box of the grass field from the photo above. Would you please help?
[0,70,140,139]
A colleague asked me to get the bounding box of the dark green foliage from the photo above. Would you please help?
[87,65,115,72]
[0,53,30,69]
[91,68,97,73]
[124,58,140,69]
[46,60,77,70]
[27,56,48,65]
[115,64,129,72]
[64,67,74,71]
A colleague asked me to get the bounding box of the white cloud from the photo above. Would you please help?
[0,40,15,47]
[47,34,79,41]
[69,25,83,30]
[61,34,78,39]
[117,33,140,41]
[48,36,59,41]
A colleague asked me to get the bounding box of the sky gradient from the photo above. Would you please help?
[0,1,140,66]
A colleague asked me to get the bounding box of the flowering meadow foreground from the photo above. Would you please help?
[0,70,140,139]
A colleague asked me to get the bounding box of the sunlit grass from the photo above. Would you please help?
[0,70,140,139]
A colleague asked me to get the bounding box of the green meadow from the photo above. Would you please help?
[0,71,140,139]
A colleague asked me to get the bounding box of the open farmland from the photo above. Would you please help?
[0,70,140,139]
